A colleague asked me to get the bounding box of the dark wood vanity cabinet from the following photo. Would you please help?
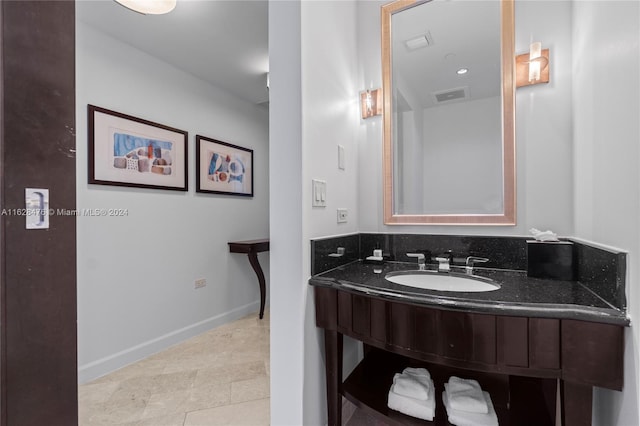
[314,286,625,426]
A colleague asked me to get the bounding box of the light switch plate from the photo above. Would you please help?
[338,145,345,170]
[312,179,327,207]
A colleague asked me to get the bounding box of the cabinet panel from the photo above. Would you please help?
[352,295,370,337]
[413,307,439,355]
[441,311,471,360]
[498,316,529,368]
[390,303,413,348]
[314,287,337,330]
[370,299,387,343]
[529,318,560,370]
[337,291,352,330]
[470,313,496,365]
[562,319,624,390]
[440,312,496,364]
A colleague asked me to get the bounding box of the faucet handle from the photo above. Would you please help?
[406,253,425,262]
[466,256,489,273]
[406,253,426,270]
[435,255,451,272]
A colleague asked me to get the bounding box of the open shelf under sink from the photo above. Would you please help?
[342,349,555,426]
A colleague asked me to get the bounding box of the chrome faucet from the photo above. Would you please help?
[406,253,426,270]
[466,256,489,275]
[435,252,452,272]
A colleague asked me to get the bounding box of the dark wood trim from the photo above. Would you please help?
[0,1,6,422]
[561,381,593,426]
[529,318,560,370]
[1,2,78,424]
[497,316,529,368]
[324,330,343,426]
[314,286,337,330]
[314,286,625,425]
[561,319,624,390]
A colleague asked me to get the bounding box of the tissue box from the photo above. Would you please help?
[527,240,575,281]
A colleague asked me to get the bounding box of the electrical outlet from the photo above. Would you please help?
[195,278,207,289]
[337,208,348,223]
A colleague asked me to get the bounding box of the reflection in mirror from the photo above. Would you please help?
[382,0,515,225]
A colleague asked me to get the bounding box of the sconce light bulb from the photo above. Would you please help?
[528,41,542,82]
[529,41,542,60]
[365,90,373,114]
[529,61,541,82]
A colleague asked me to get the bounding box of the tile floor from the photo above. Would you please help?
[79,311,270,426]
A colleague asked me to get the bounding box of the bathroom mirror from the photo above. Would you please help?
[382,0,515,225]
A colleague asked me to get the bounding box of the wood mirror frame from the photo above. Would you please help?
[382,0,516,225]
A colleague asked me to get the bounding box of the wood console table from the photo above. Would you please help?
[228,238,269,319]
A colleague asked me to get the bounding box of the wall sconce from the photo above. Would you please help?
[516,42,549,88]
[360,89,382,119]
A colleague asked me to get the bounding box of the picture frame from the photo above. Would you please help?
[196,135,254,197]
[88,105,188,191]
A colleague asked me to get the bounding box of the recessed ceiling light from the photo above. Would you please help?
[456,68,469,75]
[114,0,176,15]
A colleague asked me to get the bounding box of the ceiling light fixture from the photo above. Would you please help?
[456,68,468,75]
[114,0,177,15]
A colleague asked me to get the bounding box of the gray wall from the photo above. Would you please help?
[76,21,270,382]
[572,1,640,424]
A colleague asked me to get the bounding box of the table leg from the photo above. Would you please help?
[248,252,266,319]
[324,329,343,426]
[560,380,593,426]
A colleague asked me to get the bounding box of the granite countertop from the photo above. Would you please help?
[309,260,630,326]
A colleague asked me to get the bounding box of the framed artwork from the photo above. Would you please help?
[196,135,253,197]
[88,105,188,191]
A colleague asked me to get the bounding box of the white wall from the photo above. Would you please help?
[271,0,639,424]
[268,1,305,424]
[572,2,640,425]
[358,0,574,236]
[76,23,270,383]
[269,0,360,424]
[302,2,360,424]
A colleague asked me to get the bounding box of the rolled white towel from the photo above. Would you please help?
[403,367,431,379]
[443,390,498,426]
[388,377,435,421]
[402,367,432,392]
[392,373,430,400]
[446,376,488,414]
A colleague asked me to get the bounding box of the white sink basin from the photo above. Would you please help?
[385,271,500,292]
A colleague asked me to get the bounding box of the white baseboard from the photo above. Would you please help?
[78,300,261,384]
